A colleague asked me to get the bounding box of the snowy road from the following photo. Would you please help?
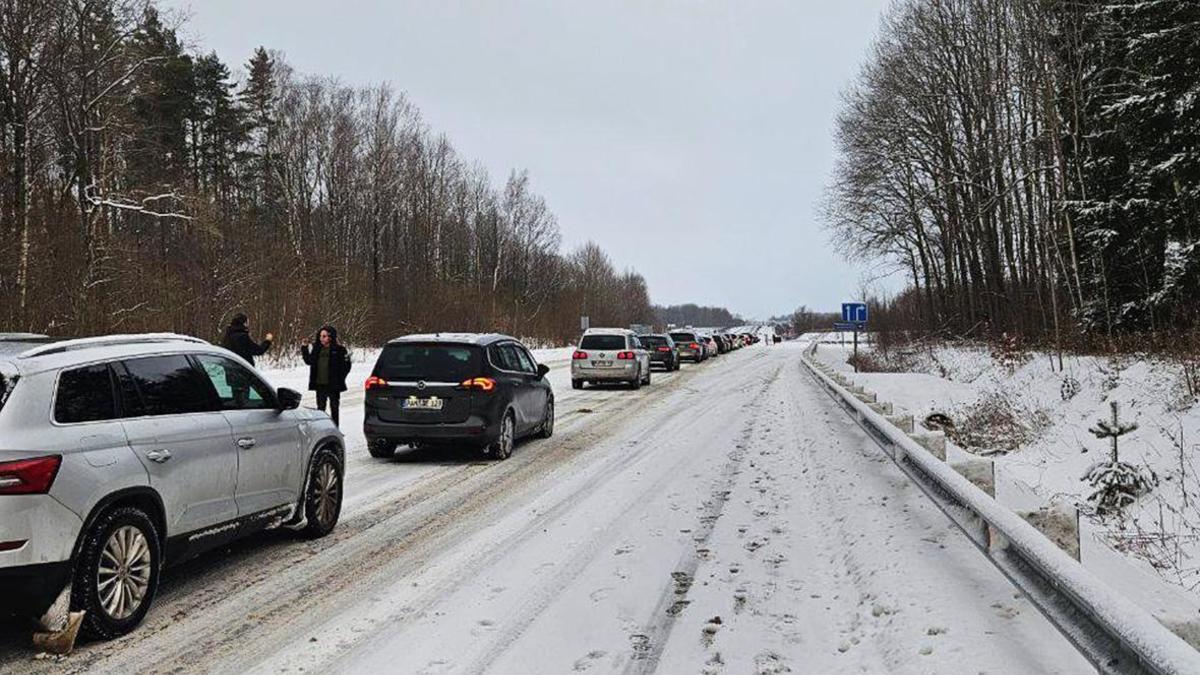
[0,343,1091,674]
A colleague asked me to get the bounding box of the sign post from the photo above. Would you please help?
[837,302,869,373]
[580,316,590,332]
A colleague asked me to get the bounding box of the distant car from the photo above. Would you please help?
[571,329,651,389]
[638,334,680,371]
[701,335,719,358]
[668,331,706,363]
[0,333,342,641]
[364,333,554,461]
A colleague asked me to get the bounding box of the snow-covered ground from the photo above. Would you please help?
[810,337,1200,644]
[0,342,1091,673]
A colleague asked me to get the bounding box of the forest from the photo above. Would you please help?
[827,0,1199,353]
[0,0,655,347]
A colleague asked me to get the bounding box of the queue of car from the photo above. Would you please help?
[0,325,759,647]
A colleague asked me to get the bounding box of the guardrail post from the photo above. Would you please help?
[951,457,995,498]
[887,413,913,433]
[908,432,946,461]
[1019,504,1081,562]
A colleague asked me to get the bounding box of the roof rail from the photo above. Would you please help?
[18,333,208,359]
[0,333,51,341]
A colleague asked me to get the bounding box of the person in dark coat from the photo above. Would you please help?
[221,313,273,366]
[301,325,351,426]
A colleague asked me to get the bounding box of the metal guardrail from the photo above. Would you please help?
[800,342,1200,675]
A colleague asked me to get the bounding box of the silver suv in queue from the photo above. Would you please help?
[0,333,344,640]
[570,328,651,390]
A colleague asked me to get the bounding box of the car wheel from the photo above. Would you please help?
[72,506,161,640]
[490,411,515,460]
[571,379,583,390]
[538,398,555,438]
[643,368,652,385]
[302,449,343,538]
[368,439,396,458]
[631,371,642,390]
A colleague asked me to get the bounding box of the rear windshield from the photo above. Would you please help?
[640,336,668,347]
[580,335,627,350]
[670,333,696,343]
[375,344,482,381]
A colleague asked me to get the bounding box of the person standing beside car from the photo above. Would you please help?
[221,312,273,366]
[301,325,351,426]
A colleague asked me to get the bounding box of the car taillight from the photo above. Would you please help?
[657,346,671,352]
[460,377,497,392]
[365,376,387,391]
[573,350,589,360]
[0,455,62,495]
[617,351,635,360]
[690,342,700,349]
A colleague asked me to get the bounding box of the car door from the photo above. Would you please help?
[117,355,239,537]
[631,336,650,378]
[489,344,533,430]
[193,354,304,517]
[512,344,548,429]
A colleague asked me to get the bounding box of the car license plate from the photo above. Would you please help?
[402,396,444,410]
[592,360,612,368]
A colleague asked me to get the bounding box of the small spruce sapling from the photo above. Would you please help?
[1081,402,1156,515]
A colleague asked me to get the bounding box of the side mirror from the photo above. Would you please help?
[536,363,550,379]
[277,387,302,411]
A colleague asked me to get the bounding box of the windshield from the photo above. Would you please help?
[374,344,482,382]
[580,335,626,350]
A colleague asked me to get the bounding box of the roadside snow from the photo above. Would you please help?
[812,339,1200,645]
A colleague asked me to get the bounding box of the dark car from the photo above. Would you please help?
[638,334,680,371]
[363,333,554,461]
[669,331,706,363]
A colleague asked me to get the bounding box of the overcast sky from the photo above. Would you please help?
[163,0,891,320]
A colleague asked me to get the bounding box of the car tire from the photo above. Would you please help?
[538,398,555,438]
[571,379,583,390]
[72,506,162,641]
[490,411,515,460]
[368,439,396,458]
[302,449,343,538]
[642,368,651,386]
[630,371,642,390]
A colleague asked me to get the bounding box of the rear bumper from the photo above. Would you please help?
[678,349,702,361]
[364,413,499,445]
[648,355,675,368]
[572,366,638,382]
[0,561,72,618]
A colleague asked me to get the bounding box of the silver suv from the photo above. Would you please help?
[570,328,652,389]
[0,334,344,640]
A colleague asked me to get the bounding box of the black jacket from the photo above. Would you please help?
[222,325,271,366]
[301,342,351,392]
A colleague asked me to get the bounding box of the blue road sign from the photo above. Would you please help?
[833,322,861,331]
[841,302,868,324]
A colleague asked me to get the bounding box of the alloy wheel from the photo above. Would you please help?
[96,525,153,621]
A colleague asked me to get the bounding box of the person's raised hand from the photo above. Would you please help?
[264,332,274,341]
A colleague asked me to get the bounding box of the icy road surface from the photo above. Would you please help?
[0,343,1091,674]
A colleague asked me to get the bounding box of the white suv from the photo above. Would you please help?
[570,328,652,390]
[0,334,344,640]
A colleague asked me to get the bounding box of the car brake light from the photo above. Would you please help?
[617,351,635,360]
[573,350,589,360]
[657,346,671,352]
[690,342,700,349]
[365,376,387,391]
[460,377,497,392]
[0,455,62,495]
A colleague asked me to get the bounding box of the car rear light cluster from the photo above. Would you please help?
[656,346,671,352]
[0,455,62,495]
[365,375,388,391]
[572,350,589,360]
[617,351,635,360]
[460,377,497,392]
[690,342,700,349]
